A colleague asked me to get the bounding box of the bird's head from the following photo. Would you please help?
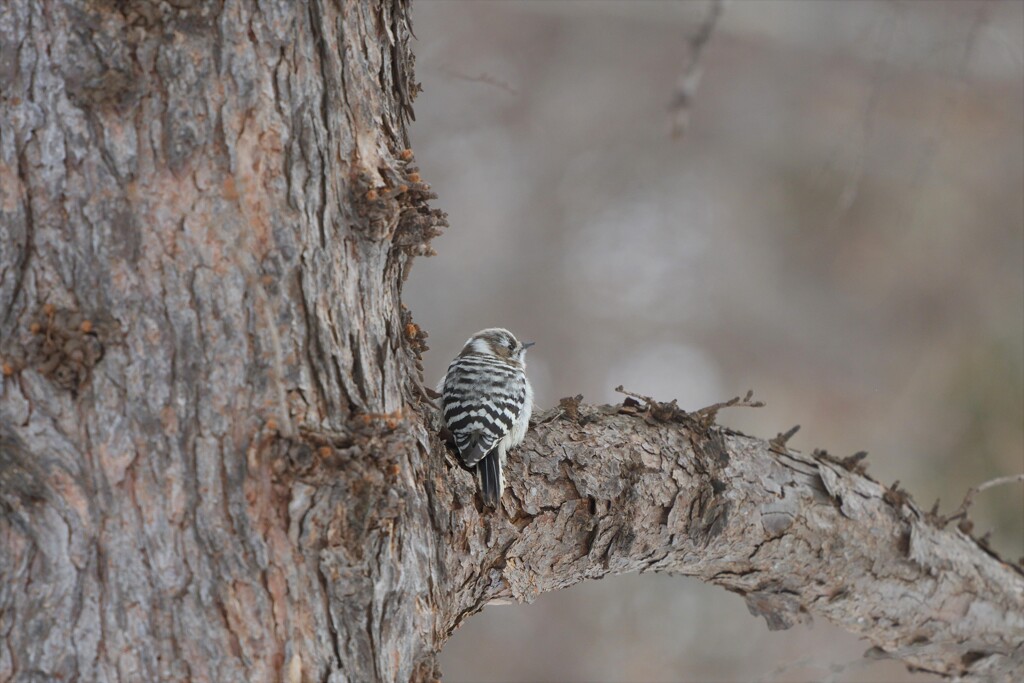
[460,328,534,363]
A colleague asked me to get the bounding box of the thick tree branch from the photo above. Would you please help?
[432,398,1024,682]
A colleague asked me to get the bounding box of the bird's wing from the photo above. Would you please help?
[442,357,525,467]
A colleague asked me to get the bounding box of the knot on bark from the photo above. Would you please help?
[351,150,447,256]
[3,305,113,394]
[744,590,811,631]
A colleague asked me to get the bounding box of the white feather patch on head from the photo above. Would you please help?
[471,337,494,355]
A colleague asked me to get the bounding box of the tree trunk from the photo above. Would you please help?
[2,1,443,680]
[1,2,1020,683]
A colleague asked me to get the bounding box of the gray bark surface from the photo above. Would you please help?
[1,1,1021,682]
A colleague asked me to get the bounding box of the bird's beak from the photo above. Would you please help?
[523,342,536,349]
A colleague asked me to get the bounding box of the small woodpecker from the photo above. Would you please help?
[440,328,534,508]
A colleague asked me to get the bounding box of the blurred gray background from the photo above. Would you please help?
[404,1,1024,681]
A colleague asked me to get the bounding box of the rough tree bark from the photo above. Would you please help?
[0,2,1021,683]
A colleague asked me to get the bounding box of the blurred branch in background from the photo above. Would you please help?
[670,0,726,138]
[939,473,1024,532]
[438,66,519,96]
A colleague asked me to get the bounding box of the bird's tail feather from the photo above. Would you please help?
[478,450,502,508]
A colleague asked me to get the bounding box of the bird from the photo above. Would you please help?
[440,328,534,508]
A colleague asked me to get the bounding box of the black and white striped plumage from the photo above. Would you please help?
[441,328,534,508]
